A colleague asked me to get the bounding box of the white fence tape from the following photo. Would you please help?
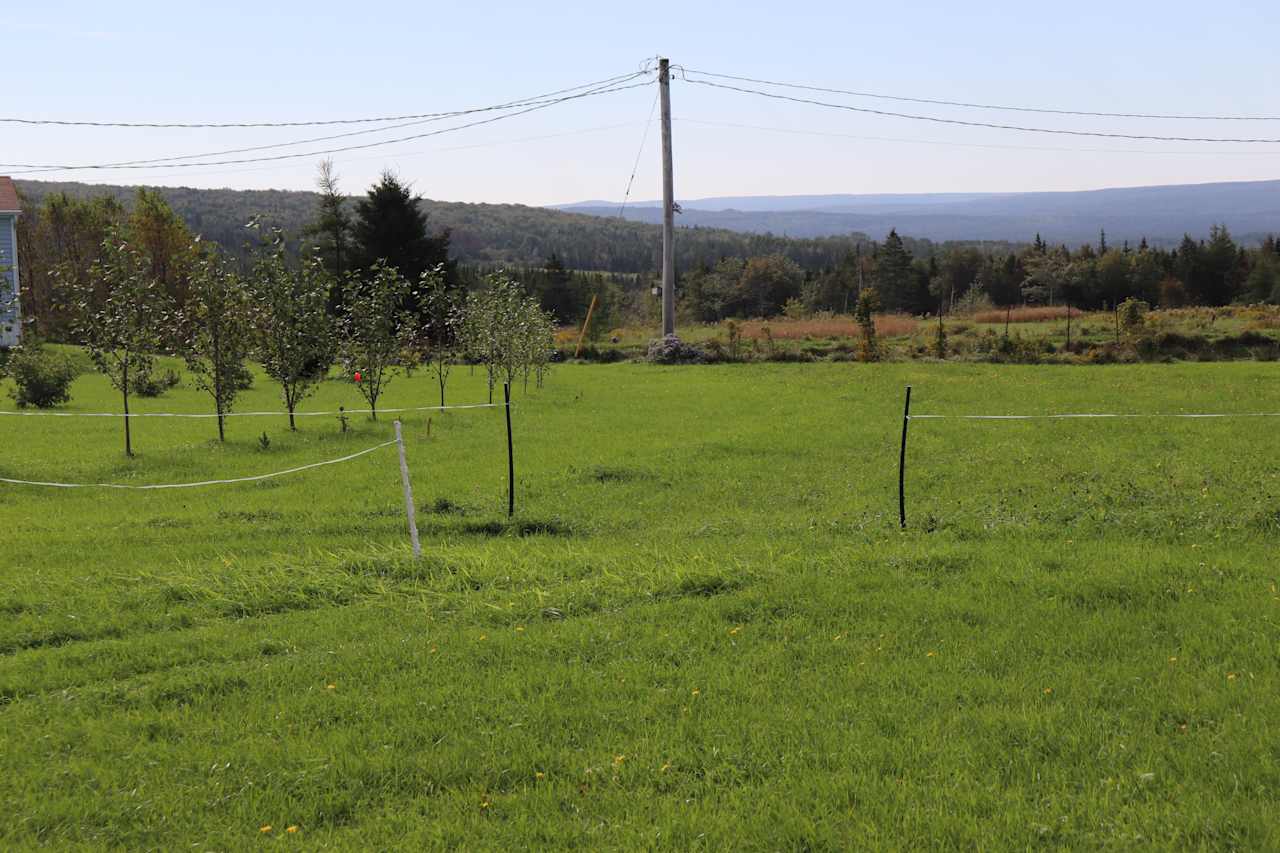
[911,412,1280,420]
[0,439,398,490]
[0,402,502,419]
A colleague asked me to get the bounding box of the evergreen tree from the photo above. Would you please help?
[306,159,352,305]
[875,229,915,312]
[536,252,580,323]
[350,172,455,317]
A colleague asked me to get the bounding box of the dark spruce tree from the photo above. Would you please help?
[351,172,457,317]
[534,253,583,323]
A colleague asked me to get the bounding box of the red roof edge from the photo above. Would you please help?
[0,177,22,213]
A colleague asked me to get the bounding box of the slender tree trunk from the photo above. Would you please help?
[438,372,446,408]
[122,360,133,458]
[216,396,226,442]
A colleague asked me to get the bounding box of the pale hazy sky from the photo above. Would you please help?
[5,1,1279,205]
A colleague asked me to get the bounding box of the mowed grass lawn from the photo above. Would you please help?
[1,359,1278,849]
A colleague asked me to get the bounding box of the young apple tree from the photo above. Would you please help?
[183,241,253,441]
[73,231,175,456]
[341,261,415,420]
[247,229,335,430]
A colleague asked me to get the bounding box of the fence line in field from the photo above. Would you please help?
[898,384,1280,529]
[909,411,1280,421]
[0,439,398,490]
[0,402,503,419]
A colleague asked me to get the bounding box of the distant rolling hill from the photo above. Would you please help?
[558,179,1280,246]
[12,179,873,275]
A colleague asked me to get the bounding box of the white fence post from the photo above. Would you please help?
[394,420,421,558]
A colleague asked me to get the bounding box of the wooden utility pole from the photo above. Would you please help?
[658,57,676,337]
[574,294,598,358]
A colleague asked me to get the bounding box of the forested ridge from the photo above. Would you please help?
[13,179,883,274]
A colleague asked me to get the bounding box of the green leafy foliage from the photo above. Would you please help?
[5,342,77,408]
[340,262,417,419]
[69,230,177,455]
[184,244,254,440]
[246,230,335,430]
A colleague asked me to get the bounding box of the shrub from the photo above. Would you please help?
[1118,298,1150,335]
[854,288,881,362]
[134,367,182,397]
[931,318,948,359]
[645,335,705,364]
[6,344,78,409]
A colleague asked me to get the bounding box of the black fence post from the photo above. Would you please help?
[899,385,912,529]
[504,382,515,518]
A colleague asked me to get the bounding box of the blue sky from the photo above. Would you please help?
[5,0,1279,205]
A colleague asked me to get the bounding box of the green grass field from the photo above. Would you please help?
[2,359,1278,849]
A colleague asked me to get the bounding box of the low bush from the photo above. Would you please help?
[6,344,78,409]
[133,368,182,397]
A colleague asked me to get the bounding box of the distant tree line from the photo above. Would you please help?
[14,173,1280,340]
[681,227,1280,320]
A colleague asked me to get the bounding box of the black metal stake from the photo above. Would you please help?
[504,382,515,518]
[899,385,912,529]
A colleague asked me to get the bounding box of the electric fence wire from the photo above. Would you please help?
[910,412,1280,420]
[2,77,655,172]
[0,402,504,418]
[680,68,1280,122]
[0,439,399,490]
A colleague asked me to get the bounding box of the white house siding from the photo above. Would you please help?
[0,214,18,347]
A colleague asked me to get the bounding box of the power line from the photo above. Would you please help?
[1,80,653,172]
[676,117,1280,157]
[56,122,648,185]
[0,70,649,129]
[11,73,652,172]
[680,68,1280,122]
[619,89,661,217]
[680,78,1280,144]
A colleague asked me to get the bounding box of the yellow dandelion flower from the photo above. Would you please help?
[1043,687,1053,695]
[480,799,491,809]
[729,626,741,636]
[430,645,438,653]
[535,771,544,780]
[660,762,671,773]
[286,826,299,834]
[1169,656,1178,663]
[260,825,272,834]
[479,634,487,641]
[691,688,700,696]
[926,651,937,658]
[1227,672,1238,680]
[613,754,626,766]
[515,626,525,632]
[325,683,336,690]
